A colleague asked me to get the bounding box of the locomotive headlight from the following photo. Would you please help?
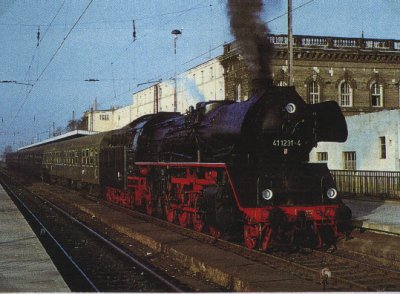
[326,188,338,199]
[285,103,296,114]
[262,189,274,200]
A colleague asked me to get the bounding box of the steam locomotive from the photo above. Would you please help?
[6,86,351,250]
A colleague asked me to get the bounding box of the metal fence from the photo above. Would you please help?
[331,170,400,199]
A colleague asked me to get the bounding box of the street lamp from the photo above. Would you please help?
[171,29,182,112]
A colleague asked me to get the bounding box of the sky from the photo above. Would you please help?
[1,0,400,152]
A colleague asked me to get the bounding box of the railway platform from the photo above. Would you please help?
[338,198,400,264]
[0,184,70,292]
[344,198,400,234]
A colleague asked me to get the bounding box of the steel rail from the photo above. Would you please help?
[0,178,99,292]
[27,187,184,293]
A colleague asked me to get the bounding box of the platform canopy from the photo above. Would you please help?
[18,130,98,151]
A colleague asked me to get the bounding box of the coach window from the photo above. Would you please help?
[85,149,89,165]
[83,149,87,165]
[86,149,90,165]
[89,149,94,166]
[94,149,98,166]
[371,82,383,107]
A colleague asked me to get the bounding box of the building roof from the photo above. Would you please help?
[224,34,400,52]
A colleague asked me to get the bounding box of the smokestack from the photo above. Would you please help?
[227,0,274,92]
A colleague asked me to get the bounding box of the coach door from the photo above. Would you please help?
[99,146,127,190]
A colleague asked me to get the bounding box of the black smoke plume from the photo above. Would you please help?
[227,0,273,91]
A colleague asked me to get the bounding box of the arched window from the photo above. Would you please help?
[308,81,320,104]
[276,80,287,87]
[339,81,353,107]
[371,82,383,107]
[236,84,241,102]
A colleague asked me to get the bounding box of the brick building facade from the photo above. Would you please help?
[220,34,400,115]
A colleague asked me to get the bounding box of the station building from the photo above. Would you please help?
[86,58,224,132]
[310,109,400,171]
[220,34,400,115]
[87,34,400,132]
[86,34,400,170]
[220,34,400,197]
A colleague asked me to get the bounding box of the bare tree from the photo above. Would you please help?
[2,145,13,162]
[66,116,88,131]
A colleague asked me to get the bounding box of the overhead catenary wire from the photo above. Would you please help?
[3,0,67,148]
[0,4,210,28]
[134,0,317,87]
[9,0,94,127]
[88,1,208,105]
[2,0,318,150]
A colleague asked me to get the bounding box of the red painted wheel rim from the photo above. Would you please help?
[193,214,204,232]
[209,226,221,239]
[164,205,175,223]
[146,202,152,216]
[178,212,189,227]
[244,226,258,250]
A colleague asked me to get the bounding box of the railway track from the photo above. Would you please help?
[109,199,400,291]
[0,172,185,292]
[2,170,400,291]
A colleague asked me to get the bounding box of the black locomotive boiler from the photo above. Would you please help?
[6,86,351,250]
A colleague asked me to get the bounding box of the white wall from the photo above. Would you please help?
[87,110,113,132]
[132,57,225,117]
[310,109,400,171]
[113,105,134,129]
[87,58,225,132]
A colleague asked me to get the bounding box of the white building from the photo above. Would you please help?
[87,57,225,132]
[310,109,400,171]
[132,57,225,117]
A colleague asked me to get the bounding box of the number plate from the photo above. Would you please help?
[272,139,302,147]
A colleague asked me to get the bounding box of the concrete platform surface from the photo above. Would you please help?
[0,184,70,292]
[344,198,400,234]
[337,198,400,264]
